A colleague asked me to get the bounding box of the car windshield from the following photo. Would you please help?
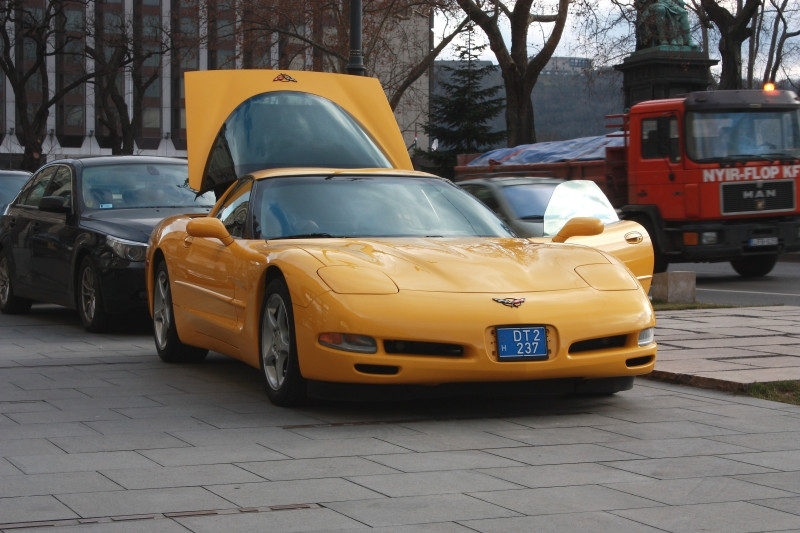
[252,175,513,239]
[0,174,30,206]
[542,180,619,236]
[499,180,619,237]
[81,163,216,209]
[686,108,800,161]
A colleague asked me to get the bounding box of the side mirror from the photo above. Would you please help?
[551,217,604,243]
[39,195,70,213]
[186,217,233,245]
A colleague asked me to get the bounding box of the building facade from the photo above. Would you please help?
[0,0,431,168]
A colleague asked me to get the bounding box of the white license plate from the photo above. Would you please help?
[496,326,548,361]
[749,237,778,246]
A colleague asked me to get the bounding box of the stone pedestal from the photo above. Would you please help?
[650,271,696,303]
[615,47,718,108]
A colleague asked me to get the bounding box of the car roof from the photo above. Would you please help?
[59,156,187,169]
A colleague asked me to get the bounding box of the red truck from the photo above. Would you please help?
[454,88,800,277]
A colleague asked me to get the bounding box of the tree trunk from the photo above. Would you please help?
[504,73,535,146]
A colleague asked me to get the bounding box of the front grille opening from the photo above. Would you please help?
[383,340,464,357]
[626,355,655,368]
[569,334,627,354]
[354,364,399,375]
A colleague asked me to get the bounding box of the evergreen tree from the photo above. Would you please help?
[421,25,505,179]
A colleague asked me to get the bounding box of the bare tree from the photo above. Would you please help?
[205,0,468,111]
[453,0,573,147]
[85,5,177,154]
[0,0,93,170]
[700,0,761,89]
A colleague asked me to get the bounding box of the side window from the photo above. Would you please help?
[17,167,57,207]
[216,178,253,238]
[464,185,501,214]
[45,166,74,209]
[642,117,680,162]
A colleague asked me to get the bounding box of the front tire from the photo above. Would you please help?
[152,261,208,363]
[260,277,306,406]
[78,256,109,332]
[0,249,32,314]
[731,254,778,278]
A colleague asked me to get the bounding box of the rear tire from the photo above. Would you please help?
[78,256,109,332]
[0,250,32,314]
[152,261,208,363]
[260,277,306,406]
[731,254,778,278]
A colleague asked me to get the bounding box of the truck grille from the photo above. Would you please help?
[721,179,796,215]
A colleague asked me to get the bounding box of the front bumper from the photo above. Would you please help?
[294,287,657,385]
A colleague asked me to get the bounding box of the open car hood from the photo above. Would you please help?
[185,70,413,194]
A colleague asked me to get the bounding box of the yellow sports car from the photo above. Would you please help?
[146,70,656,406]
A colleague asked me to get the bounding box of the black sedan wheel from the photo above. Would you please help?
[0,250,32,314]
[153,261,207,363]
[77,256,110,332]
[260,277,306,406]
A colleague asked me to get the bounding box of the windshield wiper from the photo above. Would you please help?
[279,233,336,239]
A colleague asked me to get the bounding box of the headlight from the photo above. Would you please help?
[106,235,148,262]
[638,327,655,346]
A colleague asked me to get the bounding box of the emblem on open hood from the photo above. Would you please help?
[493,297,526,308]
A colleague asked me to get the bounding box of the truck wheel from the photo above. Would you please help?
[730,254,778,278]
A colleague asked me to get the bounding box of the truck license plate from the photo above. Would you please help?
[749,237,778,246]
[496,326,548,361]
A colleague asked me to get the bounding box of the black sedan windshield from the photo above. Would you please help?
[81,163,215,209]
[253,175,513,239]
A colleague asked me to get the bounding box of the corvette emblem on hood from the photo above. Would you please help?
[273,73,297,83]
[493,297,526,308]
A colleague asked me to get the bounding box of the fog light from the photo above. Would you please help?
[319,333,377,353]
[700,232,718,245]
[638,327,655,346]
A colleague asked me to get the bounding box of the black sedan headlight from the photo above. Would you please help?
[106,235,148,262]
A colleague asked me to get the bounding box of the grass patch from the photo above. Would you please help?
[742,381,800,405]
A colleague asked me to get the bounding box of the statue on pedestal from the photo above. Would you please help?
[635,0,697,50]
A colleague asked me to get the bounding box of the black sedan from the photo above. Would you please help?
[0,156,215,331]
[0,169,32,210]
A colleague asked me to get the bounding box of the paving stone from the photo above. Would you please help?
[471,484,661,515]
[613,501,800,533]
[0,471,122,497]
[239,456,399,481]
[139,444,289,466]
[462,511,667,532]
[0,495,78,523]
[325,494,519,527]
[55,486,235,518]
[207,478,384,508]
[8,451,160,475]
[606,476,796,504]
[100,464,265,489]
[174,507,367,533]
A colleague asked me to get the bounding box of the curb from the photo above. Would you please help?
[641,370,749,394]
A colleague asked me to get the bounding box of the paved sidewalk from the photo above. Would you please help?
[1,305,799,532]
[651,306,800,391]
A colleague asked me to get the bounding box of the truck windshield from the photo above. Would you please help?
[685,108,800,161]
